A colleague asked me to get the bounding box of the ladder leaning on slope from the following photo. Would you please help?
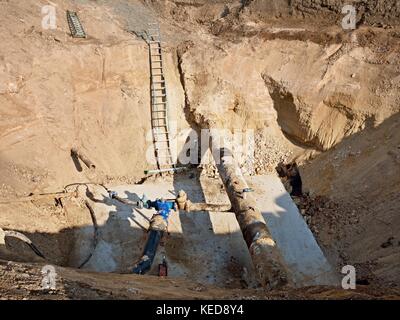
[147,23,175,173]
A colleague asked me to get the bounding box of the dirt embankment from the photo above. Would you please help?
[0,0,187,197]
[2,259,400,300]
[0,0,399,298]
[2,0,399,190]
[161,0,400,24]
[298,113,400,287]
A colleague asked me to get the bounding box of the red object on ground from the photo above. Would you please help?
[158,259,168,277]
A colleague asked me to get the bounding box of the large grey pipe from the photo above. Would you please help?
[210,135,289,289]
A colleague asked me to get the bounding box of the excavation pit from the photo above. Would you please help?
[1,174,338,289]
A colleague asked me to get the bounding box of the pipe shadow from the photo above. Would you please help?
[70,150,83,172]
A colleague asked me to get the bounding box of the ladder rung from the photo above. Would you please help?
[154,140,169,143]
[152,88,165,91]
[153,130,169,134]
[152,102,167,105]
[155,140,170,143]
[152,66,163,69]
[159,153,172,156]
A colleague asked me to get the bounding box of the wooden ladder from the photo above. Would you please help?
[147,23,175,170]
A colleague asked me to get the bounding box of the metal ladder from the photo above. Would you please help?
[147,23,175,170]
[66,10,86,38]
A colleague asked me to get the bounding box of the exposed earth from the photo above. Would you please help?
[0,0,399,299]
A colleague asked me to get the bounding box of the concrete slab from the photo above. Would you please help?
[74,179,257,288]
[249,175,340,287]
[73,174,339,288]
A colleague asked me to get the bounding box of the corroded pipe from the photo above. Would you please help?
[71,148,96,169]
[78,201,99,269]
[210,137,289,289]
[0,228,45,259]
[176,191,231,212]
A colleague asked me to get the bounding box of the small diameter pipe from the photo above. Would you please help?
[71,148,96,169]
[0,191,77,204]
[133,215,167,275]
[144,167,187,175]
